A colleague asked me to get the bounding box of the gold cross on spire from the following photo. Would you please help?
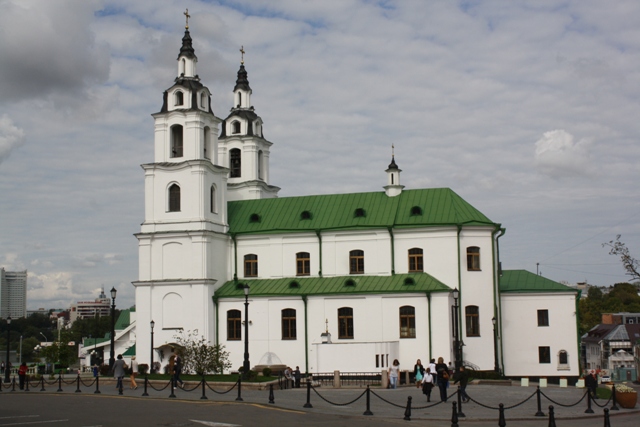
[240,45,245,65]
[184,9,191,29]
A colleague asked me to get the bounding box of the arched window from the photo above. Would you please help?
[467,246,480,271]
[296,252,310,276]
[180,58,186,75]
[408,248,423,272]
[171,125,183,158]
[230,148,241,178]
[465,305,480,337]
[282,308,297,340]
[204,126,211,159]
[258,150,264,180]
[237,92,242,107]
[232,121,241,134]
[210,185,216,213]
[168,184,180,212]
[338,307,354,339]
[244,254,258,277]
[227,310,241,340]
[558,350,568,365]
[175,91,184,106]
[200,92,207,108]
[349,250,364,274]
[399,306,416,338]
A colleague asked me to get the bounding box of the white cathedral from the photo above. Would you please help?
[126,23,581,379]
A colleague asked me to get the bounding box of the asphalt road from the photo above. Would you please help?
[1,393,639,427]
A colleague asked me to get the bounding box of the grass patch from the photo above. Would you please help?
[596,387,611,400]
[140,373,276,383]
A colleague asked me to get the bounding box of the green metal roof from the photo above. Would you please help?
[123,344,136,356]
[499,270,577,293]
[227,188,495,235]
[215,273,451,298]
[114,310,131,330]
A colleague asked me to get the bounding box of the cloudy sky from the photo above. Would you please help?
[1,0,639,310]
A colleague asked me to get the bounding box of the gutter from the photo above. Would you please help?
[427,292,432,361]
[315,230,323,277]
[388,227,395,274]
[456,225,462,362]
[231,234,238,281]
[213,296,219,345]
[492,225,506,374]
[303,295,309,373]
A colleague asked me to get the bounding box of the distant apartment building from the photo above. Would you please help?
[69,288,111,323]
[0,268,27,319]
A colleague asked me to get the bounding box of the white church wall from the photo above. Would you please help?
[429,292,455,364]
[322,230,392,276]
[281,234,319,278]
[501,293,579,377]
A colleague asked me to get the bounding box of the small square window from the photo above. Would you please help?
[539,346,551,364]
[537,309,549,327]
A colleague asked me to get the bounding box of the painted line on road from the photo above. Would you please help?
[0,418,38,421]
[0,420,69,426]
[190,421,241,427]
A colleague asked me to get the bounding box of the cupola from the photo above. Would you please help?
[384,145,404,197]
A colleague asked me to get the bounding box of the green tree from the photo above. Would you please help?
[39,330,77,367]
[174,330,232,375]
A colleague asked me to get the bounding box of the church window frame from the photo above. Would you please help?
[537,309,549,327]
[349,250,364,274]
[232,121,241,134]
[281,308,297,340]
[244,254,258,277]
[465,305,480,337]
[258,150,264,180]
[200,91,207,109]
[338,307,354,339]
[467,246,481,271]
[237,93,242,108]
[168,183,181,212]
[210,185,217,213]
[230,148,241,178]
[557,350,570,370]
[538,346,551,364]
[296,252,310,276]
[408,248,423,272]
[204,126,211,159]
[170,124,183,158]
[175,90,184,106]
[227,310,242,341]
[399,306,416,338]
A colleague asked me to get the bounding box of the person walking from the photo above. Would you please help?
[18,362,28,390]
[174,355,184,388]
[113,354,127,391]
[168,355,176,387]
[428,358,437,386]
[453,365,469,402]
[388,359,400,389]
[422,367,434,401]
[294,366,301,388]
[129,356,139,389]
[414,359,425,389]
[435,357,449,402]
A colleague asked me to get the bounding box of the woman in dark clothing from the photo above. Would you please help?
[435,357,449,402]
[453,365,470,402]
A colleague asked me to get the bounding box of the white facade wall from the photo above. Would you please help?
[501,293,579,377]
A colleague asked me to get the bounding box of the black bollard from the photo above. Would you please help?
[603,408,611,427]
[12,376,16,392]
[498,403,506,427]
[610,385,619,411]
[200,374,207,400]
[363,385,373,416]
[25,376,30,392]
[269,383,275,404]
[403,396,412,421]
[535,386,545,416]
[451,401,459,427]
[303,378,313,408]
[548,405,556,427]
[57,373,62,392]
[40,376,45,392]
[457,386,465,417]
[76,374,81,393]
[235,376,243,401]
[584,389,594,413]
[94,375,101,394]
[169,377,175,398]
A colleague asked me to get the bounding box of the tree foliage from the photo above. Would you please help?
[603,235,640,283]
[174,330,232,375]
[579,282,640,334]
[39,329,77,367]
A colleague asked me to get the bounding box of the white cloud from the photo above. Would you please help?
[534,130,592,178]
[0,114,25,165]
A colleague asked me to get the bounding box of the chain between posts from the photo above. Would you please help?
[310,386,367,406]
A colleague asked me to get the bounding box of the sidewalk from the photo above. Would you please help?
[8,376,637,423]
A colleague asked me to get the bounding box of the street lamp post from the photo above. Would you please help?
[109,287,117,369]
[451,288,462,370]
[492,317,499,375]
[242,284,250,379]
[4,316,12,383]
[150,320,155,374]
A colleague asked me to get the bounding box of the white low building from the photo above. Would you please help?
[130,22,579,379]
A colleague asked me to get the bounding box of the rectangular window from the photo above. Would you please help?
[349,250,364,274]
[281,309,297,340]
[466,246,480,271]
[244,254,258,277]
[465,306,480,337]
[537,309,549,326]
[338,307,354,339]
[408,248,423,272]
[296,252,310,276]
[227,310,241,341]
[538,346,551,364]
[399,306,416,338]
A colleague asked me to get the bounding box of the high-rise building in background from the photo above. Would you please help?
[0,268,27,319]
[69,287,111,323]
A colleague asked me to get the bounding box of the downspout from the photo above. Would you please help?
[231,234,238,281]
[575,290,582,373]
[427,292,432,361]
[388,227,395,274]
[492,225,506,375]
[213,296,219,345]
[456,225,462,362]
[315,230,323,277]
[303,295,309,373]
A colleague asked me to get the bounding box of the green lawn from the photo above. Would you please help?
[140,373,276,383]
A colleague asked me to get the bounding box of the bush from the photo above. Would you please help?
[138,363,149,375]
[262,367,272,377]
[98,364,111,376]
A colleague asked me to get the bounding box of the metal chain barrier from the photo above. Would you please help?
[540,389,588,407]
[147,379,172,392]
[411,389,458,410]
[310,385,366,406]
[205,378,238,394]
[179,380,202,392]
[79,377,97,388]
[369,390,413,409]
[590,394,612,408]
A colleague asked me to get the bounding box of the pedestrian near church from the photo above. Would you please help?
[428,359,437,386]
[422,367,434,401]
[174,354,184,388]
[435,357,449,402]
[414,359,425,388]
[294,366,301,388]
[453,365,469,402]
[585,370,598,399]
[388,359,400,389]
[18,362,28,390]
[113,354,127,390]
[129,356,139,389]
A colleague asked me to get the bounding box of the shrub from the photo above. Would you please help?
[98,364,111,376]
[262,367,272,377]
[138,363,149,375]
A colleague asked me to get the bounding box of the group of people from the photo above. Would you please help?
[388,357,469,403]
[112,354,141,390]
[283,366,301,388]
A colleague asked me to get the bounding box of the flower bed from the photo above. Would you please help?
[614,384,637,409]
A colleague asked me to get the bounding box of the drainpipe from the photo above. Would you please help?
[213,296,219,345]
[492,225,506,375]
[427,292,432,361]
[231,234,238,281]
[303,295,309,373]
[575,290,582,373]
[456,225,462,362]
[388,227,395,274]
[315,230,323,277]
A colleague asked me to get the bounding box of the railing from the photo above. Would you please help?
[311,372,382,387]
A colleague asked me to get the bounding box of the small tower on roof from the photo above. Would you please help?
[384,145,404,197]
